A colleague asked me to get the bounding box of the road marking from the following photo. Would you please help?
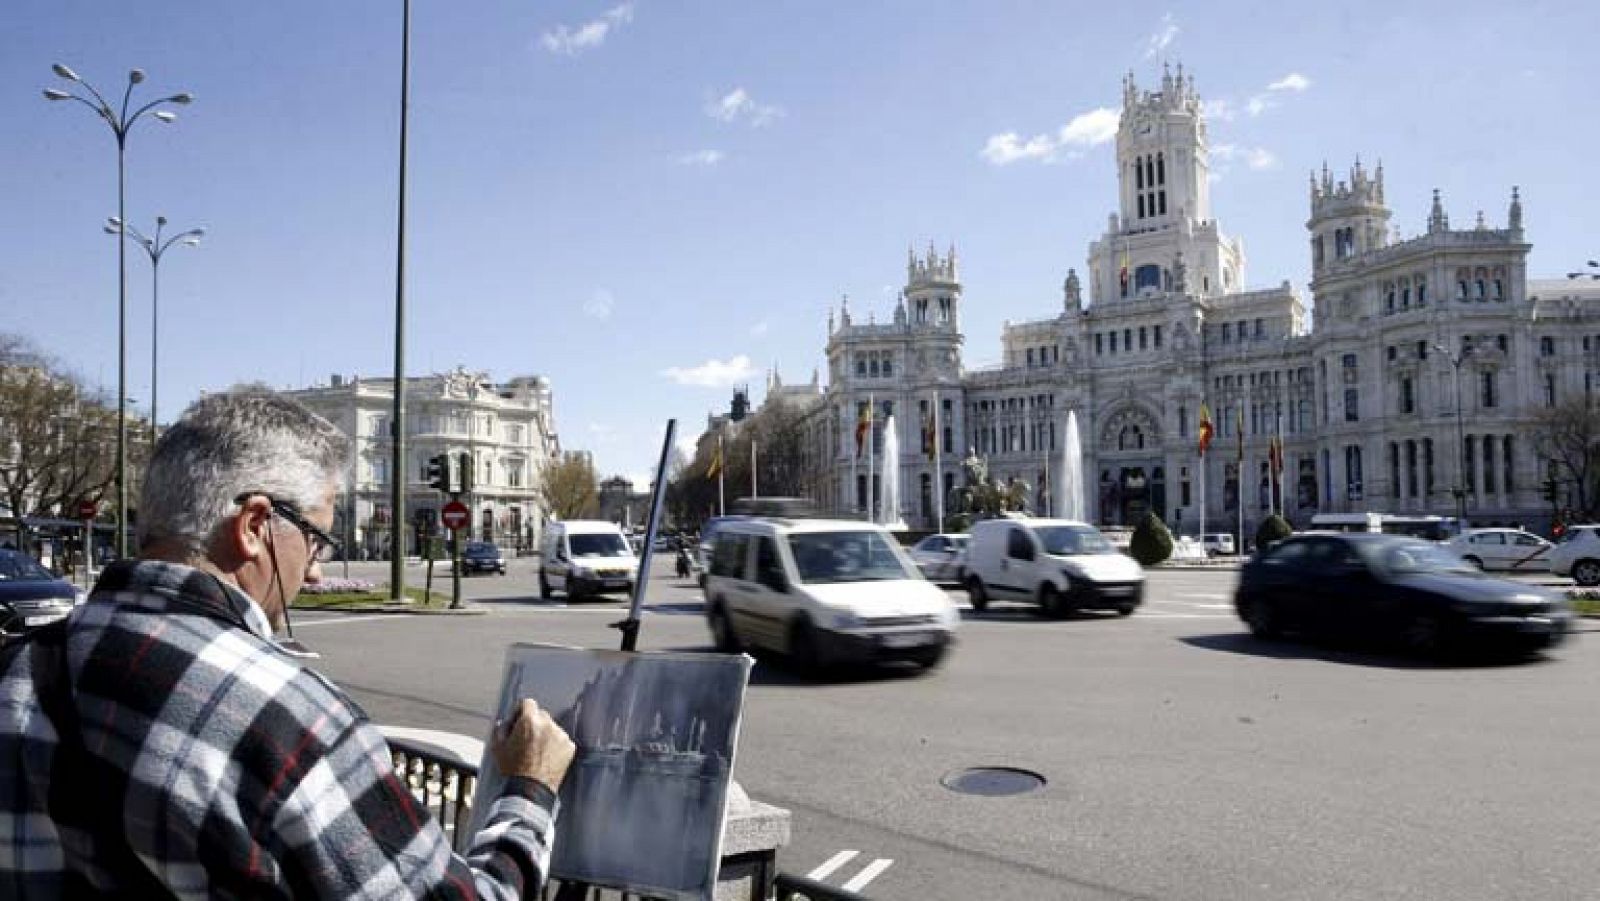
[842,858,895,892]
[1179,593,1230,600]
[294,615,412,628]
[808,849,858,881]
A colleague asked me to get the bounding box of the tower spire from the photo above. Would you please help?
[1508,185,1523,233]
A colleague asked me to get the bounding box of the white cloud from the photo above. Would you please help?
[582,289,615,320]
[1201,98,1236,122]
[662,354,757,387]
[540,2,634,56]
[1246,94,1275,117]
[1267,72,1310,92]
[1143,13,1178,58]
[1245,147,1277,170]
[1211,143,1278,173]
[676,149,724,166]
[980,107,1119,166]
[705,88,784,127]
[749,320,769,337]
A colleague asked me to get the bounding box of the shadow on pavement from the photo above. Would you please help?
[958,606,1128,624]
[654,642,932,686]
[1179,632,1560,670]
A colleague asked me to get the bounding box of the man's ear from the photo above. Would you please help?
[227,495,275,563]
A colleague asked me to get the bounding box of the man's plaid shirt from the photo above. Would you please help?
[0,560,557,898]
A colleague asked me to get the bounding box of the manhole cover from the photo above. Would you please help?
[941,767,1046,796]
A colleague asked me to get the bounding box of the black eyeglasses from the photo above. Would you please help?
[234,492,339,565]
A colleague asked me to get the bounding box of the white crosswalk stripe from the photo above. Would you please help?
[841,858,894,892]
[807,849,859,881]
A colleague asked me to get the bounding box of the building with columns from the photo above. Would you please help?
[284,367,559,557]
[792,65,1600,537]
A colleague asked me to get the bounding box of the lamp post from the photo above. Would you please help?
[1433,342,1473,526]
[389,0,413,602]
[45,65,193,558]
[104,216,204,437]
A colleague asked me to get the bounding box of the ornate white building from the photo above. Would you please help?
[800,66,1600,536]
[286,368,559,556]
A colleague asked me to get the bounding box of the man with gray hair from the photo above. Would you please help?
[0,390,574,898]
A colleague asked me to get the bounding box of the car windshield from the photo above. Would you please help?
[1369,539,1478,575]
[0,553,54,581]
[466,543,498,555]
[948,536,968,548]
[570,533,629,557]
[787,531,916,584]
[1036,525,1115,556]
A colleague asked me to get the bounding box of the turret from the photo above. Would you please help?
[1308,156,1391,275]
[903,241,961,330]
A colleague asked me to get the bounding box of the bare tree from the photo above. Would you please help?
[539,451,600,520]
[1530,399,1600,518]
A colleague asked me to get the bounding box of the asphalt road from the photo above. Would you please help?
[297,558,1600,900]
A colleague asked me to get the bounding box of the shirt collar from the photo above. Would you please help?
[91,559,277,642]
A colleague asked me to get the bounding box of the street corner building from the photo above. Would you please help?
[751,66,1600,536]
[285,368,560,557]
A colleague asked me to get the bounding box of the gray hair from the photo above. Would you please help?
[138,390,352,555]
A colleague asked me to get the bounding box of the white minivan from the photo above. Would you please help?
[702,518,958,670]
[539,520,638,600]
[964,517,1145,617]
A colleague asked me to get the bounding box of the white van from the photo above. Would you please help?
[964,518,1144,617]
[539,520,638,600]
[702,518,958,670]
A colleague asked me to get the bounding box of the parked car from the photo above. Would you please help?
[539,521,638,600]
[909,533,968,583]
[702,518,957,670]
[1549,524,1600,586]
[964,518,1144,617]
[1234,533,1571,655]
[1201,533,1237,556]
[462,541,507,575]
[1447,528,1552,572]
[0,550,77,639]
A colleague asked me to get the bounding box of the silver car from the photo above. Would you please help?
[909,533,968,583]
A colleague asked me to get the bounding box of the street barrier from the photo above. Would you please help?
[386,733,807,901]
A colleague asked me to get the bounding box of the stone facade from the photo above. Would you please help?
[794,66,1600,537]
[285,368,559,556]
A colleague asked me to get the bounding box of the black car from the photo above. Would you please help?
[0,550,77,639]
[462,542,507,575]
[1234,533,1572,656]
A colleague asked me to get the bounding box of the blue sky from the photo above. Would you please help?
[3,1,1596,487]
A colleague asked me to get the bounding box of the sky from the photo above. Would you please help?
[3,1,1597,489]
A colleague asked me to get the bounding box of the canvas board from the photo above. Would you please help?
[469,643,752,901]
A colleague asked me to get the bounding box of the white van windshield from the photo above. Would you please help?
[787,531,915,584]
[570,533,630,557]
[1036,525,1115,556]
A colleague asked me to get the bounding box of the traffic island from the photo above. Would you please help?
[292,583,486,615]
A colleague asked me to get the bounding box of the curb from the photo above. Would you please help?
[291,602,488,616]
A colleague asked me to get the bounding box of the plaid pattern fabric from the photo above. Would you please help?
[0,560,556,899]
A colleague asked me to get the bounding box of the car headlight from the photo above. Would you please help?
[829,610,865,630]
[939,603,961,629]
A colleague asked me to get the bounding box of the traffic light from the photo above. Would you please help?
[1542,477,1558,503]
[426,453,451,493]
[459,452,473,494]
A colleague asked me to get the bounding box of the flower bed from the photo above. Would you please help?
[300,578,378,595]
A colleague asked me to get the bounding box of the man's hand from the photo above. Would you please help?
[491,698,576,792]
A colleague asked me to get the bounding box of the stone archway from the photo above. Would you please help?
[1096,403,1166,525]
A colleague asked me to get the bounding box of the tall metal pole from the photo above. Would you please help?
[150,237,159,434]
[1453,360,1467,526]
[388,0,412,602]
[114,135,128,557]
[932,389,944,529]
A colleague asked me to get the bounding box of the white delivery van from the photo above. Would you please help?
[702,518,958,671]
[539,520,638,600]
[964,517,1144,617]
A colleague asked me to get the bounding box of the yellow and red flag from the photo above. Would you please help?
[706,438,723,479]
[855,401,873,457]
[1197,403,1214,456]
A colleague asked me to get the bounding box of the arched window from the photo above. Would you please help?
[1135,158,1144,190]
[1417,278,1427,306]
[1493,279,1504,301]
[1134,263,1162,292]
[1146,157,1155,187]
[1458,280,1470,300]
[1401,282,1411,308]
[1157,153,1165,184]
[1475,279,1486,300]
[1158,191,1167,215]
[1138,195,1146,218]
[1385,284,1395,313]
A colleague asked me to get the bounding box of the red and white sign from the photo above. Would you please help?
[77,500,98,520]
[441,501,470,531]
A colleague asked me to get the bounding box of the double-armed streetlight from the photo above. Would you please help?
[44,64,193,558]
[105,216,204,435]
[1432,342,1474,527]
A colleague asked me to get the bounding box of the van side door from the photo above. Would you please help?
[749,535,794,650]
[997,526,1038,598]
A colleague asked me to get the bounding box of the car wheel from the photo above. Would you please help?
[1463,555,1484,570]
[1038,584,1068,619]
[1116,602,1136,617]
[1573,559,1600,587]
[1241,598,1280,639]
[788,619,824,673]
[538,570,552,600]
[965,576,989,612]
[708,602,740,653]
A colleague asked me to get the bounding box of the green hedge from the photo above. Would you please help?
[1129,512,1174,566]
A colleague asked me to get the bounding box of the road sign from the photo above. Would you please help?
[441,501,469,531]
[78,500,98,520]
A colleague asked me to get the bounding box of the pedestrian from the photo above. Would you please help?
[0,390,576,898]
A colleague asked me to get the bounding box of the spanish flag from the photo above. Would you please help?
[855,401,873,457]
[706,438,723,479]
[922,410,937,462]
[1269,434,1283,475]
[1236,406,1245,462]
[1119,245,1130,296]
[1197,403,1214,456]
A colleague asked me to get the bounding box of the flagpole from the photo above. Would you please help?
[751,439,758,499]
[1237,404,1245,553]
[850,406,858,516]
[717,434,725,516]
[868,392,877,524]
[933,390,944,530]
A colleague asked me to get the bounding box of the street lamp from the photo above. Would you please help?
[1432,342,1473,527]
[105,216,204,437]
[45,65,193,558]
[1568,261,1600,281]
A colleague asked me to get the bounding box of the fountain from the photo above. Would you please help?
[879,414,907,529]
[1056,411,1085,522]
